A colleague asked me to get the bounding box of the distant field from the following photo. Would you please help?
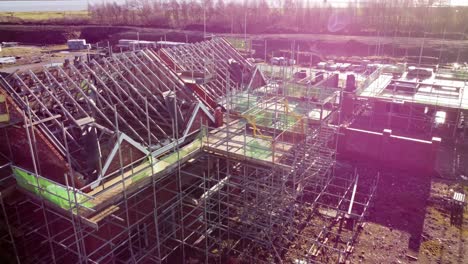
[226,37,250,51]
[1,45,68,56]
[0,45,69,67]
[0,11,89,21]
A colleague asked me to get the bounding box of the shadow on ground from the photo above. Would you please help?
[336,159,432,252]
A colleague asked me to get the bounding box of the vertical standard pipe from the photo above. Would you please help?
[59,114,91,263]
[23,106,57,264]
[347,175,359,215]
[0,193,20,264]
[115,107,136,262]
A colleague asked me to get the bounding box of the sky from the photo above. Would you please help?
[0,0,467,12]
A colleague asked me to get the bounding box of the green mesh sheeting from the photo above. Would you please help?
[281,83,320,98]
[279,83,336,101]
[13,167,93,210]
[131,138,203,181]
[246,139,273,160]
[13,136,205,211]
[129,159,153,183]
[453,71,468,79]
[254,111,272,127]
[129,136,203,184]
[160,138,202,164]
[274,114,299,130]
[248,110,298,131]
[231,96,258,113]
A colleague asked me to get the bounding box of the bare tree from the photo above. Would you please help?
[86,0,468,39]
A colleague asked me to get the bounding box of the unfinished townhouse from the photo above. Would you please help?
[0,37,383,264]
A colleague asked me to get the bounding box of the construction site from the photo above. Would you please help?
[0,35,466,264]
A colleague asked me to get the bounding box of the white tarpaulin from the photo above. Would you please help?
[0,57,16,64]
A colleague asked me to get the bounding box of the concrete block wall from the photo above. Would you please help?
[339,127,441,172]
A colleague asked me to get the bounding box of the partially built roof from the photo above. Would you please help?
[158,37,266,109]
[358,68,468,110]
[0,37,266,188]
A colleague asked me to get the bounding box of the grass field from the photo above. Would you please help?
[0,45,69,67]
[1,45,66,56]
[226,37,251,50]
[0,11,89,21]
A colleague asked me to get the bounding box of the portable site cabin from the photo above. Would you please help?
[68,39,91,50]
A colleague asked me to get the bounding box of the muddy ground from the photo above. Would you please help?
[345,141,468,264]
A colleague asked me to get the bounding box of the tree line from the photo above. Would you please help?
[86,0,468,39]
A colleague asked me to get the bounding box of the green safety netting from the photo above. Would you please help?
[131,138,203,182]
[13,167,94,210]
[246,139,273,160]
[13,135,205,210]
[129,158,154,183]
[281,83,321,98]
[231,95,259,113]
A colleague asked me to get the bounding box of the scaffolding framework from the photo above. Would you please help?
[0,37,379,264]
[352,67,468,140]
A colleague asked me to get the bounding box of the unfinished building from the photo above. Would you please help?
[0,37,381,263]
[349,67,468,140]
[337,66,466,173]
